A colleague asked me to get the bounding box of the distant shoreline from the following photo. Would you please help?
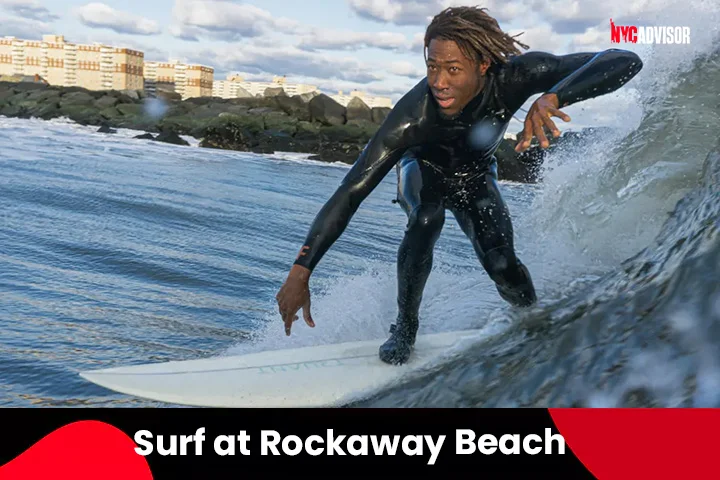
[0,80,585,183]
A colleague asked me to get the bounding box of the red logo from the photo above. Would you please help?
[610,18,691,44]
[610,19,637,43]
[296,245,309,260]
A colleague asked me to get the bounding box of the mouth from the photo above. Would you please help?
[433,93,455,109]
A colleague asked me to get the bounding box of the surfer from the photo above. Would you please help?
[275,6,643,364]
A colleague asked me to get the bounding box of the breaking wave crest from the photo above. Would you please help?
[348,8,720,407]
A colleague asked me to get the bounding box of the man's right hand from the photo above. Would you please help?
[275,264,315,336]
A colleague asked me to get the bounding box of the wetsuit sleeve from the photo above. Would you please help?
[503,48,643,109]
[292,86,423,272]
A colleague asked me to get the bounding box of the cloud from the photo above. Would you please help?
[0,0,58,22]
[185,44,385,85]
[298,29,411,52]
[186,32,429,103]
[507,23,568,53]
[387,60,424,78]
[0,14,53,39]
[75,3,161,35]
[530,0,609,34]
[79,33,169,60]
[530,0,673,34]
[347,0,440,26]
[347,0,532,26]
[306,77,413,103]
[346,0,674,38]
[365,81,418,98]
[568,23,616,52]
[410,32,425,52]
[170,0,301,42]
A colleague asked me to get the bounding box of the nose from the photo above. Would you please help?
[430,70,449,90]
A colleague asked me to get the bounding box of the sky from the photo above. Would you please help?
[0,0,693,131]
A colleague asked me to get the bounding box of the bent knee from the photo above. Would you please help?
[483,247,522,280]
[407,204,445,234]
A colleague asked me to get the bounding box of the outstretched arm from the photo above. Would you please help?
[508,48,643,150]
[507,48,643,108]
[276,81,426,335]
[543,49,643,107]
[293,133,406,272]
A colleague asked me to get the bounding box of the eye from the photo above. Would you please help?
[449,66,460,73]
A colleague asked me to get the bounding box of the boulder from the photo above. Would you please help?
[199,114,258,150]
[155,130,190,146]
[9,81,47,92]
[116,103,145,116]
[0,84,17,101]
[233,86,254,98]
[319,122,376,144]
[0,104,23,117]
[371,107,391,124]
[120,89,141,101]
[58,105,104,125]
[493,137,544,183]
[58,91,96,107]
[309,93,346,126]
[298,91,319,103]
[346,97,372,124]
[59,86,105,98]
[271,95,310,122]
[0,80,554,183]
[99,106,122,120]
[25,89,61,103]
[263,111,298,136]
[157,90,182,102]
[97,123,117,134]
[182,96,215,106]
[188,102,248,119]
[28,102,61,119]
[263,86,286,97]
[94,95,120,109]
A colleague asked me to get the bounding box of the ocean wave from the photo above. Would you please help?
[348,4,720,407]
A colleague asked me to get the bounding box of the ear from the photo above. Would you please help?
[478,58,491,75]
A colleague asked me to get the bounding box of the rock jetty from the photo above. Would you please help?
[0,80,571,183]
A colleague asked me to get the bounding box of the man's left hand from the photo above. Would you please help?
[515,93,571,153]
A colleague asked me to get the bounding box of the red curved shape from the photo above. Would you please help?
[549,408,720,479]
[0,420,153,480]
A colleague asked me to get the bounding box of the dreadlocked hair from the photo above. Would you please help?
[424,6,529,66]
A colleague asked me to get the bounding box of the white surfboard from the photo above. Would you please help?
[79,329,479,407]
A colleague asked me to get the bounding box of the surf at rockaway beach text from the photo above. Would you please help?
[133,428,566,465]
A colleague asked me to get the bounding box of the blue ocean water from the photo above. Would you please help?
[0,116,559,406]
[3,7,720,407]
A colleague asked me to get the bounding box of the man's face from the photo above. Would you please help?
[426,38,489,117]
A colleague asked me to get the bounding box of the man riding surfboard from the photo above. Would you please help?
[276,6,643,364]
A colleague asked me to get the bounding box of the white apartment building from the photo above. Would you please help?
[329,89,393,108]
[212,73,394,108]
[0,34,143,91]
[212,73,318,99]
[143,59,213,100]
[1,36,397,109]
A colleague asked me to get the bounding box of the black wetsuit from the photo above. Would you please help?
[293,48,643,363]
